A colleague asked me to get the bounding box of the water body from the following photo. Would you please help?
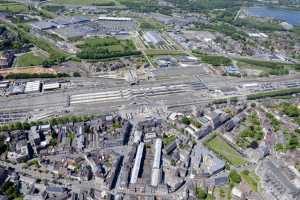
[246,6,300,26]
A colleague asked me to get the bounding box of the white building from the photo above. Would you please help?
[43,82,60,91]
[25,81,41,93]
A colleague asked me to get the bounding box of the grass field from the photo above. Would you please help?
[236,58,300,76]
[241,170,260,192]
[0,2,28,13]
[77,37,140,60]
[206,136,247,167]
[145,49,186,56]
[138,18,165,30]
[163,135,176,145]
[50,0,116,6]
[15,52,47,67]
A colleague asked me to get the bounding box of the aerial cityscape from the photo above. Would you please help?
[0,0,299,199]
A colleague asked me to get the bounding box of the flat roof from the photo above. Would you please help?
[97,17,132,21]
[25,81,41,93]
[31,21,57,30]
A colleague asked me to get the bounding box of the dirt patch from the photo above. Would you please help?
[0,66,58,77]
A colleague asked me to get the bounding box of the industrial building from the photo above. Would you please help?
[31,16,90,30]
[155,56,177,68]
[32,15,136,41]
[97,17,133,22]
[153,139,162,169]
[43,82,60,91]
[130,142,144,184]
[151,138,162,187]
[31,21,57,31]
[52,16,90,27]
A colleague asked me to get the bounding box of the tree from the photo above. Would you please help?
[250,103,256,108]
[15,122,23,130]
[181,116,191,125]
[22,122,31,130]
[229,170,241,184]
[0,136,7,155]
[196,187,207,199]
[73,72,81,77]
[288,135,299,149]
[171,159,176,166]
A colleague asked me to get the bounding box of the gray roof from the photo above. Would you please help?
[164,141,177,155]
[130,142,144,184]
[31,21,57,30]
[153,138,162,169]
[46,186,66,193]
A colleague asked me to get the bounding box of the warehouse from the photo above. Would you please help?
[25,81,41,93]
[52,25,96,40]
[31,16,90,31]
[31,21,57,30]
[52,17,135,40]
[43,82,60,91]
[97,17,133,22]
[52,16,90,27]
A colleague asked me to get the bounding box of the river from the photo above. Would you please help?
[246,6,300,26]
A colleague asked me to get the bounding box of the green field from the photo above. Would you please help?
[77,37,140,60]
[0,2,28,13]
[236,58,300,76]
[247,88,300,100]
[163,135,176,145]
[15,52,47,67]
[241,170,260,192]
[139,18,165,30]
[146,49,186,56]
[50,0,116,6]
[206,136,247,167]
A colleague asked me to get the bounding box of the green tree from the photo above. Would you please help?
[181,116,191,125]
[229,170,241,184]
[73,72,81,77]
[196,187,207,199]
[288,135,299,149]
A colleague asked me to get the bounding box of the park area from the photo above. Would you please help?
[205,135,247,167]
[15,52,47,67]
